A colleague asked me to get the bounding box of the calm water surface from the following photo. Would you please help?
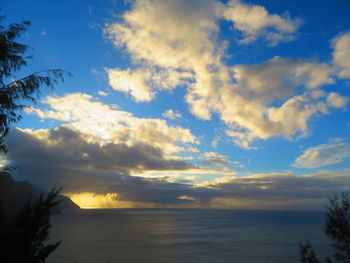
[49,209,331,263]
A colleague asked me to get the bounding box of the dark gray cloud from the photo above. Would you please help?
[5,127,350,209]
[203,173,350,200]
[7,127,193,175]
[201,152,235,167]
[5,127,210,205]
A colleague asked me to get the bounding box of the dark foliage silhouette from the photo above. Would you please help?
[300,241,320,263]
[300,195,350,263]
[0,12,69,152]
[0,11,69,262]
[0,186,62,263]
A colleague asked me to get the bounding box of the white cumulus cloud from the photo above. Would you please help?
[223,0,301,45]
[327,92,348,108]
[332,32,350,79]
[25,93,198,155]
[293,142,350,169]
[103,0,349,148]
[162,109,182,120]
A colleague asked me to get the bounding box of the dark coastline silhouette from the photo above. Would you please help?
[0,170,79,216]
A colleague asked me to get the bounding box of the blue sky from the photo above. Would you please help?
[3,0,350,209]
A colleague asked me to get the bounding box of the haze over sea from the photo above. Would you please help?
[50,209,331,263]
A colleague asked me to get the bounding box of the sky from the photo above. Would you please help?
[2,0,350,210]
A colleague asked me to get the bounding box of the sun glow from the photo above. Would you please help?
[67,192,163,209]
[67,192,120,209]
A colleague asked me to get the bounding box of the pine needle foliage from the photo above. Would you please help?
[300,194,350,263]
[0,187,62,263]
[300,241,320,263]
[0,12,69,152]
[0,11,69,262]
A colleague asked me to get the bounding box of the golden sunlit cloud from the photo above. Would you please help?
[68,192,162,209]
[68,192,120,209]
[103,0,349,148]
[67,192,192,209]
[25,93,198,155]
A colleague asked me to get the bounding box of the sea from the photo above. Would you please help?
[49,209,333,263]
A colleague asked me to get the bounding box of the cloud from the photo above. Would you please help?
[223,0,301,45]
[97,90,108,96]
[107,67,192,102]
[201,152,238,166]
[17,93,239,206]
[5,127,350,209]
[107,68,155,102]
[162,109,182,120]
[198,171,350,200]
[65,170,350,209]
[103,0,349,148]
[25,93,197,155]
[224,91,329,148]
[187,147,199,153]
[332,32,350,79]
[211,135,221,148]
[4,127,221,207]
[7,127,194,178]
[327,92,348,108]
[293,142,350,169]
[104,0,222,69]
[88,5,93,15]
[232,57,334,98]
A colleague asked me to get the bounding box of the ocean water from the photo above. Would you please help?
[49,209,332,263]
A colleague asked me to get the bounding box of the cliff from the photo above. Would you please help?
[0,172,80,216]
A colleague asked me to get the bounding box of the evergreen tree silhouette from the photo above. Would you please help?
[0,11,69,152]
[300,241,320,263]
[0,11,69,263]
[300,194,350,263]
[0,187,62,263]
